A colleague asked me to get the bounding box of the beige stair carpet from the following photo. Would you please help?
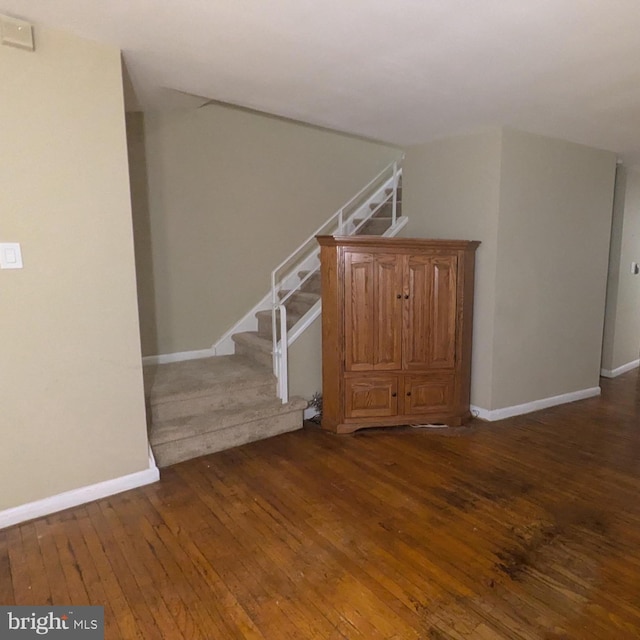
[145,355,306,467]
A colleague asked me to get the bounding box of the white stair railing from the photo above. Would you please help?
[271,157,405,402]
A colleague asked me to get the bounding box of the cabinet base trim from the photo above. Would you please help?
[322,411,469,434]
[471,386,601,422]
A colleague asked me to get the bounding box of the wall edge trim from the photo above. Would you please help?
[142,348,214,366]
[471,386,601,422]
[0,454,159,530]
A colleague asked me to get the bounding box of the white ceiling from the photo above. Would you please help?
[3,0,640,162]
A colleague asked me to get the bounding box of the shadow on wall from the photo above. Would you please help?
[126,111,159,356]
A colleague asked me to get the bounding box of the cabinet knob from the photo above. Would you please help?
[396,294,402,299]
[406,391,412,396]
[404,294,409,299]
[391,392,397,397]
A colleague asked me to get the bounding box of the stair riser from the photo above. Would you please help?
[385,187,402,199]
[151,397,301,444]
[284,297,317,316]
[235,342,273,369]
[150,380,276,422]
[152,408,303,467]
[256,314,299,340]
[298,274,321,295]
[357,219,393,235]
[371,201,402,218]
[278,290,319,305]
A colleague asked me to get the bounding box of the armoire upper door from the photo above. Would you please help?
[404,254,458,370]
[372,253,403,370]
[344,252,402,371]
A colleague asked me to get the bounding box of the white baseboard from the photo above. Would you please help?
[600,359,640,378]
[142,347,214,366]
[0,454,159,530]
[471,386,601,422]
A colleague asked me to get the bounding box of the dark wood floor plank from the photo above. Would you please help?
[32,519,72,604]
[180,460,363,639]
[0,530,14,605]
[14,523,51,605]
[95,499,190,640]
[1,370,640,638]
[120,489,235,639]
[232,438,544,640]
[75,508,143,640]
[84,502,166,639]
[187,455,411,639]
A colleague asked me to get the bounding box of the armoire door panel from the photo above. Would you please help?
[403,255,432,370]
[344,253,375,371]
[345,375,398,418]
[403,374,455,415]
[429,256,458,368]
[374,254,403,370]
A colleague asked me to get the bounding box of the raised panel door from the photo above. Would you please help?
[428,256,457,368]
[373,254,403,370]
[403,255,431,370]
[403,254,458,370]
[403,373,455,415]
[345,375,398,418]
[344,253,375,371]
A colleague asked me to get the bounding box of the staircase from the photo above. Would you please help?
[145,355,305,467]
[232,272,323,366]
[145,161,404,468]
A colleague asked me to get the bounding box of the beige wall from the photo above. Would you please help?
[403,130,502,408]
[137,106,401,356]
[288,317,323,399]
[127,112,158,356]
[0,26,150,510]
[404,128,616,412]
[492,129,616,408]
[601,165,640,372]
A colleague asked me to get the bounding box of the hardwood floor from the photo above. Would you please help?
[2,371,640,639]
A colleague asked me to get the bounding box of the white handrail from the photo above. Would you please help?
[271,157,402,281]
[271,157,404,402]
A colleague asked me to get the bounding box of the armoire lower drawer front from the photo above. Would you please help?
[344,375,398,418]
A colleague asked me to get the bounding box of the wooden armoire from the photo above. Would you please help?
[317,236,479,433]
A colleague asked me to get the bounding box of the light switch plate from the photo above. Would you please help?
[0,242,23,269]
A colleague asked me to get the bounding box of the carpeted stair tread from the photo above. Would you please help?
[232,331,271,353]
[255,308,303,337]
[152,402,305,467]
[355,217,394,235]
[144,354,272,406]
[278,290,320,305]
[370,200,402,218]
[232,331,273,368]
[384,186,402,198]
[277,290,321,315]
[150,395,307,446]
[148,375,277,423]
[298,271,321,294]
